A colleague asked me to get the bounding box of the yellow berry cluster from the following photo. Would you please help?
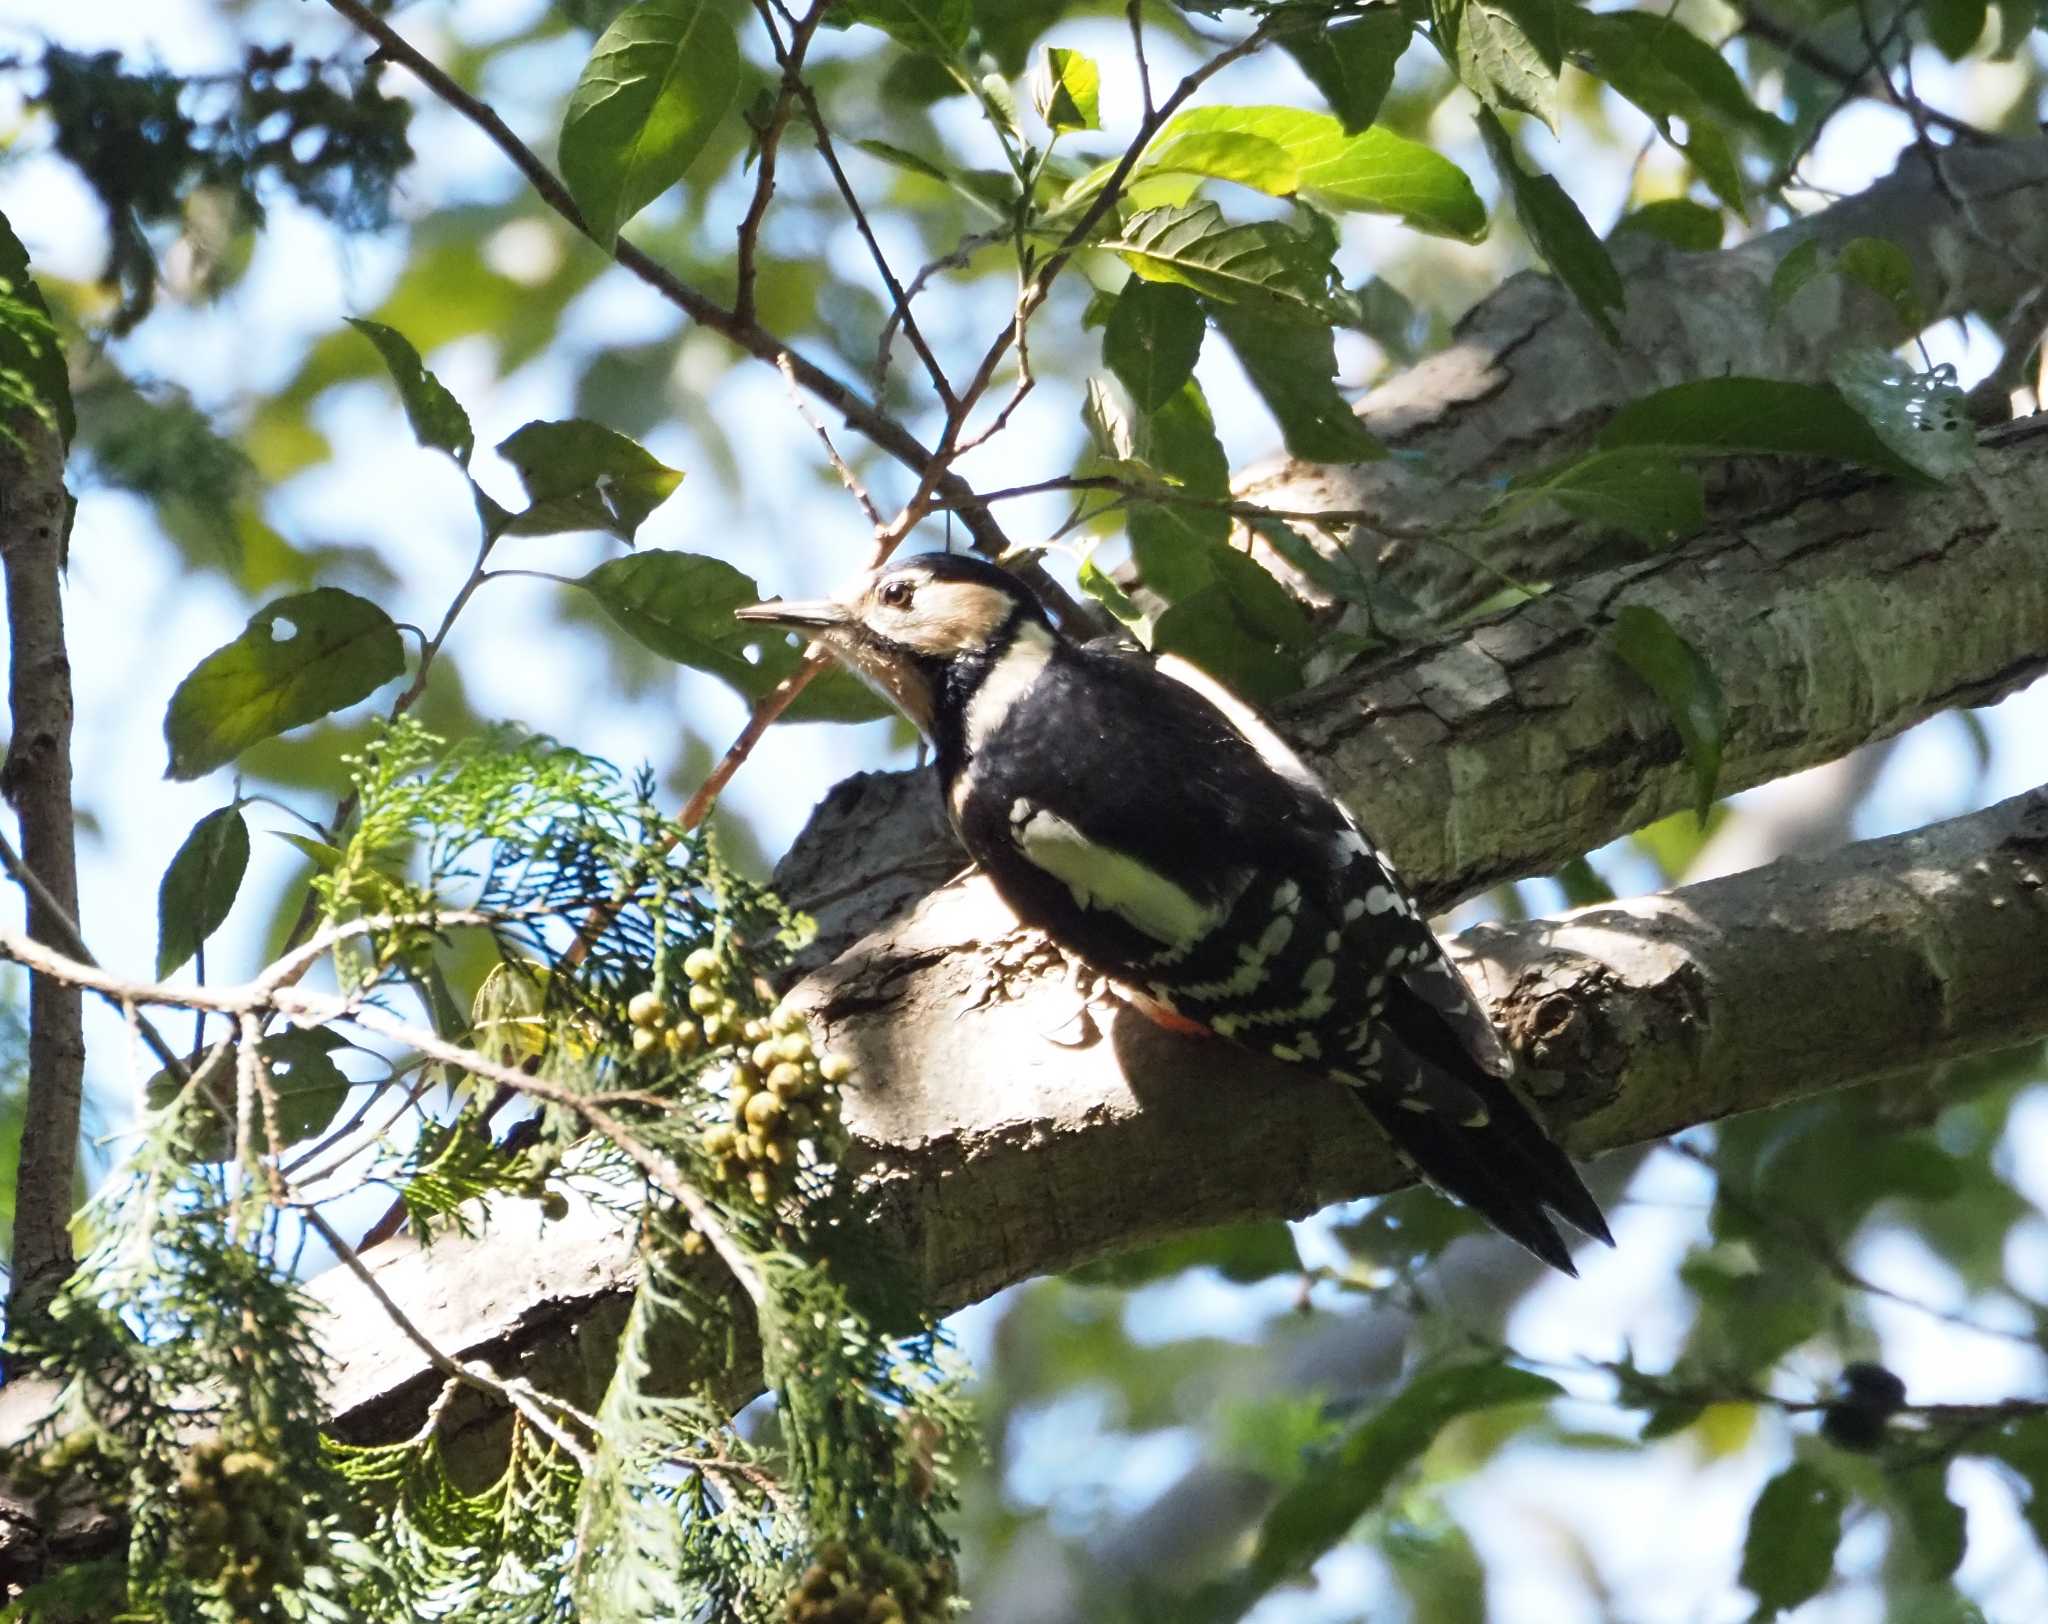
[171,1437,304,1617]
[783,1541,956,1624]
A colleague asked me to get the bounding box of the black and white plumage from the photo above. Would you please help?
[737,553,1611,1272]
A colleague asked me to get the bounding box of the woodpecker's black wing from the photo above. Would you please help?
[952,638,1609,1271]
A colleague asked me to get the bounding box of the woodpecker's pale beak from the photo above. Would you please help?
[733,598,853,631]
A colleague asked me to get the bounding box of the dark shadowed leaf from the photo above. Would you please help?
[1611,199,1724,251]
[1611,604,1724,820]
[0,208,75,447]
[1927,0,1988,55]
[559,0,743,249]
[1070,1220,1303,1285]
[145,1028,353,1160]
[1773,236,1925,332]
[578,550,889,722]
[1281,10,1410,133]
[1505,448,1703,547]
[1103,280,1205,411]
[494,418,684,542]
[164,589,405,780]
[1251,1362,1562,1583]
[1894,1464,1967,1580]
[1210,302,1385,463]
[346,318,474,465]
[1031,45,1100,131]
[1829,348,1975,479]
[1476,111,1624,341]
[156,805,251,978]
[1739,1462,1846,1616]
[1597,376,1928,480]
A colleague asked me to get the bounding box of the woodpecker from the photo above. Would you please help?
[736,554,1611,1272]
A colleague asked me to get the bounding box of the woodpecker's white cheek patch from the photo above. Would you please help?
[1014,807,1218,948]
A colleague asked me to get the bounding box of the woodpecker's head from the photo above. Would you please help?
[735,553,1056,738]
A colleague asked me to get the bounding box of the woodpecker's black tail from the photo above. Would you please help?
[1349,984,1612,1275]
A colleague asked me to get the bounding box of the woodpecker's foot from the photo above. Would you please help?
[963,925,1120,1046]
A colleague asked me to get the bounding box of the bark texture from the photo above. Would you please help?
[2,417,79,1324]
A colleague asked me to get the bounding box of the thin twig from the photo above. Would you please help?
[775,353,884,529]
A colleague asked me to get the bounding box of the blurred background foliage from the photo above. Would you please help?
[4,0,2048,1616]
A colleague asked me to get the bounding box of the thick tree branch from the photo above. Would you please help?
[1,417,79,1325]
[1247,137,2048,620]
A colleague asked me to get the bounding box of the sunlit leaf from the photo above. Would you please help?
[1611,604,1724,821]
[1138,107,1486,240]
[839,0,970,56]
[164,589,406,780]
[346,317,474,465]
[156,804,251,978]
[0,208,74,447]
[1031,45,1100,131]
[1435,0,1561,128]
[494,418,684,542]
[1476,110,1625,341]
[1281,10,1409,133]
[559,0,743,249]
[1739,1462,1846,1616]
[1109,202,1335,318]
[1102,280,1205,411]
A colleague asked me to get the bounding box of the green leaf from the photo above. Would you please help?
[1031,45,1100,131]
[1103,280,1206,412]
[1505,448,1703,548]
[1927,0,1989,54]
[1435,0,1561,129]
[1768,238,1826,316]
[1829,348,1976,480]
[146,1029,352,1159]
[1210,302,1385,463]
[1639,1400,1707,1440]
[1611,604,1725,821]
[1739,1462,1846,1616]
[493,418,684,542]
[1109,202,1335,319]
[345,318,474,465]
[156,805,251,979]
[1070,1220,1303,1285]
[1075,551,1151,640]
[1476,111,1625,343]
[1152,582,1304,703]
[1611,199,1724,251]
[1895,1464,1967,1580]
[0,209,74,447]
[1991,0,2036,57]
[839,0,971,57]
[1281,10,1410,133]
[1597,376,1927,481]
[559,0,743,249]
[1252,1363,1562,1583]
[1985,1414,2048,1547]
[578,551,889,722]
[1773,236,1926,332]
[1138,107,1486,240]
[164,589,406,780]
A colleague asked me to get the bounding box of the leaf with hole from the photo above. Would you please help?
[1210,302,1384,463]
[1281,10,1409,133]
[1739,1462,1846,1616]
[1597,375,1928,480]
[1032,45,1100,131]
[1611,604,1725,821]
[1476,111,1625,342]
[346,318,474,465]
[1829,348,1975,479]
[1103,280,1205,411]
[494,418,684,542]
[156,804,251,978]
[559,0,743,249]
[578,551,888,722]
[164,589,405,780]
[146,1028,353,1161]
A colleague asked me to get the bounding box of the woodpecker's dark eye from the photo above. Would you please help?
[878,578,916,610]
